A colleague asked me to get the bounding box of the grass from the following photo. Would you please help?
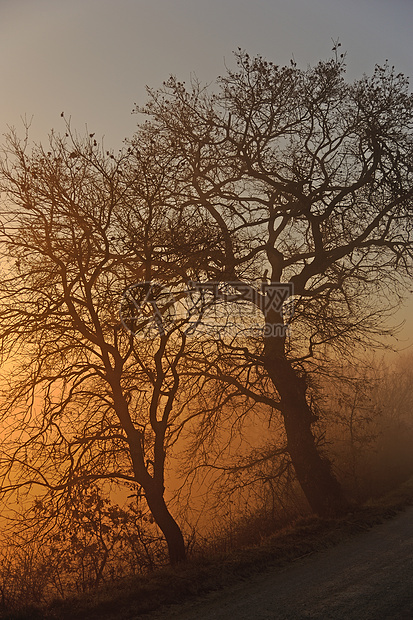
[4,476,413,620]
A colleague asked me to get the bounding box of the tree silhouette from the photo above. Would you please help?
[0,126,200,564]
[134,50,413,516]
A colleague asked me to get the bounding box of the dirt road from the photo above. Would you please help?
[148,506,413,619]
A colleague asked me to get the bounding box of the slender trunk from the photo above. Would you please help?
[110,373,186,565]
[264,336,349,517]
[145,487,186,564]
[127,428,186,564]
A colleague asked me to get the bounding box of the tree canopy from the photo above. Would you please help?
[133,50,413,514]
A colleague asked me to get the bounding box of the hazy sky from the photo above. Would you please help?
[1,0,412,145]
[0,0,412,345]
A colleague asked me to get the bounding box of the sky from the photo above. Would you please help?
[0,0,412,346]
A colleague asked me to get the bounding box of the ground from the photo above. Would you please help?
[144,505,413,619]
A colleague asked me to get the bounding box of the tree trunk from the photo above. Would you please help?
[114,391,187,565]
[144,486,186,564]
[129,433,186,564]
[264,338,350,517]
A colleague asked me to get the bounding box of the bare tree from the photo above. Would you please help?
[323,353,413,499]
[0,126,199,564]
[321,359,382,499]
[133,49,413,516]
